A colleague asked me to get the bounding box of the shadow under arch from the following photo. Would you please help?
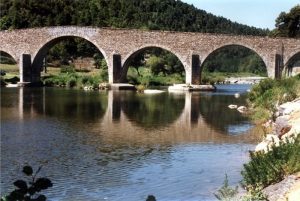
[31,35,108,72]
[0,50,17,64]
[120,45,186,82]
[285,51,300,76]
[200,44,268,82]
[120,92,186,129]
[20,88,109,123]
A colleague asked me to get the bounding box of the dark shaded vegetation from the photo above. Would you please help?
[202,45,267,78]
[242,136,300,190]
[1,166,53,201]
[270,5,300,38]
[43,67,108,89]
[0,0,268,35]
[0,51,16,64]
[126,48,185,86]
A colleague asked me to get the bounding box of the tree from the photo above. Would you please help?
[272,5,300,38]
[146,56,166,75]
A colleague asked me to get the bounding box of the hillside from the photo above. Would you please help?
[0,0,268,35]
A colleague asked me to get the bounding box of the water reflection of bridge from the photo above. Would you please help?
[14,89,261,145]
[100,91,261,144]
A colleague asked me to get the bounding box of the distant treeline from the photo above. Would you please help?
[0,0,268,35]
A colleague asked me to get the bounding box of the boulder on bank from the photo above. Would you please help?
[255,97,300,152]
[255,134,280,152]
[262,172,300,201]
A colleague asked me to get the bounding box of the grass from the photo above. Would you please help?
[42,66,108,89]
[127,67,185,86]
[247,75,300,122]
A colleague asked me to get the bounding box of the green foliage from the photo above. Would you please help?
[214,174,238,201]
[1,165,53,201]
[248,76,300,121]
[127,66,184,86]
[43,67,107,89]
[241,136,300,190]
[0,0,268,36]
[60,65,75,74]
[136,84,145,93]
[271,5,300,38]
[241,189,268,201]
[0,55,16,64]
[202,45,267,77]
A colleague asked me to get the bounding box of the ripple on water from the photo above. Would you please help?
[1,86,259,201]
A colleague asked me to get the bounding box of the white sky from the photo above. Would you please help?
[182,0,299,29]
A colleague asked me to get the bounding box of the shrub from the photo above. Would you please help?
[66,77,77,88]
[0,76,7,86]
[60,65,75,74]
[241,135,300,190]
[214,174,238,201]
[1,165,53,201]
[248,76,300,122]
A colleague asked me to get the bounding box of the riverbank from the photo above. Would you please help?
[241,76,300,201]
[252,98,300,201]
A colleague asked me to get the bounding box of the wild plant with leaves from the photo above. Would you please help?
[214,174,238,201]
[1,166,53,201]
[241,135,300,190]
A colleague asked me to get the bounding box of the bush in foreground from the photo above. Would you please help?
[1,166,53,201]
[248,75,300,122]
[241,135,300,190]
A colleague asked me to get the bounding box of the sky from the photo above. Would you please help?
[182,0,299,30]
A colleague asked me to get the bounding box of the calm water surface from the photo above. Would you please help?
[0,85,262,201]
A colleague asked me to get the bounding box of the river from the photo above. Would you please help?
[0,85,262,201]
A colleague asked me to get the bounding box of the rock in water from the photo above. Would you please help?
[228,104,238,109]
[237,106,247,113]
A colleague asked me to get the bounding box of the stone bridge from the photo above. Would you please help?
[0,26,299,84]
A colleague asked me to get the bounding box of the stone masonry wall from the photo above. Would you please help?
[0,26,299,83]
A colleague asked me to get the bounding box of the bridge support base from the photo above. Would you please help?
[19,54,32,83]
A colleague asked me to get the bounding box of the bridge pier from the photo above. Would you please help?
[18,54,41,85]
[275,54,284,79]
[109,54,122,83]
[186,55,201,85]
[19,54,32,83]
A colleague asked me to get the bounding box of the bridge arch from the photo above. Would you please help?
[0,50,18,63]
[120,44,187,82]
[284,51,300,76]
[200,44,268,80]
[31,35,108,72]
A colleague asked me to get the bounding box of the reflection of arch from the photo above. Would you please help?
[31,36,108,71]
[198,93,251,134]
[120,92,185,129]
[0,50,17,64]
[201,44,268,76]
[285,51,300,76]
[29,89,109,122]
[120,45,186,81]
